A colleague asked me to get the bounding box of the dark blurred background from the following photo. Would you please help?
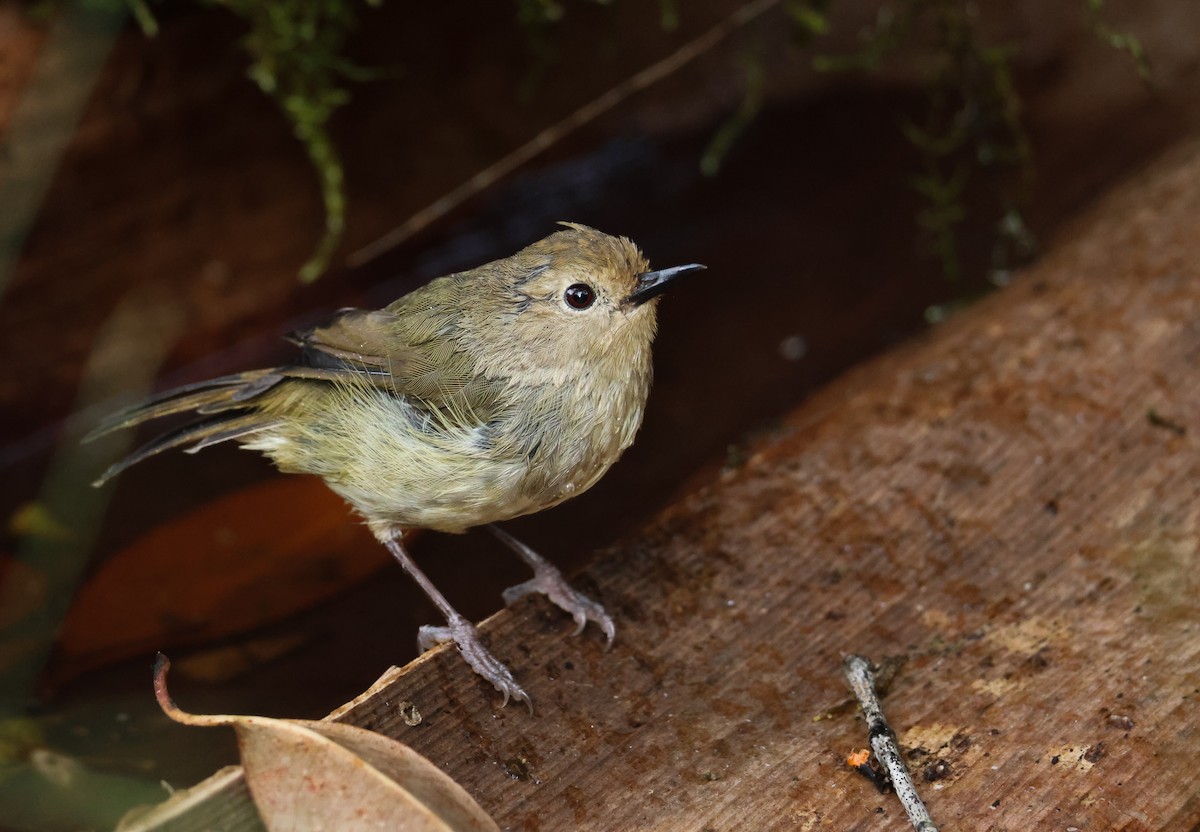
[1,0,1197,828]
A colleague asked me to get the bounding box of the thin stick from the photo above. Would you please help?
[843,654,940,832]
[346,0,782,268]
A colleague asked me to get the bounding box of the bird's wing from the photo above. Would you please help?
[288,308,404,380]
[288,291,508,428]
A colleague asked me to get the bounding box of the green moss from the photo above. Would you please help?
[104,0,380,282]
[210,0,380,282]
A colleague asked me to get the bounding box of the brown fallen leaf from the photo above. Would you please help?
[131,654,499,832]
[53,477,393,683]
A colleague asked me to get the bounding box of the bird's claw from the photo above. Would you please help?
[418,618,533,713]
[503,571,616,649]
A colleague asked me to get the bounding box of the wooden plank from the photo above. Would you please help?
[136,139,1200,831]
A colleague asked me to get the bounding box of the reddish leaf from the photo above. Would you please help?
[55,478,388,680]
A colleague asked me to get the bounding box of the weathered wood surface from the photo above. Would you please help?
[141,141,1200,831]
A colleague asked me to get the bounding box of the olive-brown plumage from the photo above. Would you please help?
[90,223,703,709]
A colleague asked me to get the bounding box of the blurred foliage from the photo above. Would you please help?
[0,717,43,770]
[210,0,382,283]
[1085,0,1150,80]
[784,0,833,40]
[111,0,382,283]
[123,0,158,34]
[101,0,1148,283]
[516,0,565,99]
[658,0,680,32]
[700,53,765,177]
[533,0,1145,282]
[898,5,1032,282]
[792,0,1146,282]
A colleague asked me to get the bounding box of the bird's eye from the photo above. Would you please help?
[563,283,596,310]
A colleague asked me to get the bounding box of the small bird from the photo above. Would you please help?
[89,223,704,710]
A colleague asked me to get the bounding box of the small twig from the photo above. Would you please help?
[346,0,782,268]
[843,654,940,832]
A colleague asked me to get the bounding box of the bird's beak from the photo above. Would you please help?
[624,263,707,307]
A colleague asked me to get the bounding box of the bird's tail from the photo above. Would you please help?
[86,369,286,487]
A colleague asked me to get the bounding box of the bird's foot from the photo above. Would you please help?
[503,567,616,648]
[418,616,532,713]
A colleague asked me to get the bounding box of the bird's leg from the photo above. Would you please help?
[379,532,531,712]
[488,525,616,648]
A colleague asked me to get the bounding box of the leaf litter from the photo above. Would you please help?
[119,654,499,832]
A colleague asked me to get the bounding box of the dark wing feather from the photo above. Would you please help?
[289,310,398,372]
[84,370,282,440]
[92,413,273,486]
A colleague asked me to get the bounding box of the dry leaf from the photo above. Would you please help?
[53,477,391,682]
[141,655,499,832]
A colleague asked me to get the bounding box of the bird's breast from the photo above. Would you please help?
[260,357,652,533]
[507,360,653,511]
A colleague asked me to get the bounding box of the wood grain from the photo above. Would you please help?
[134,140,1200,831]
